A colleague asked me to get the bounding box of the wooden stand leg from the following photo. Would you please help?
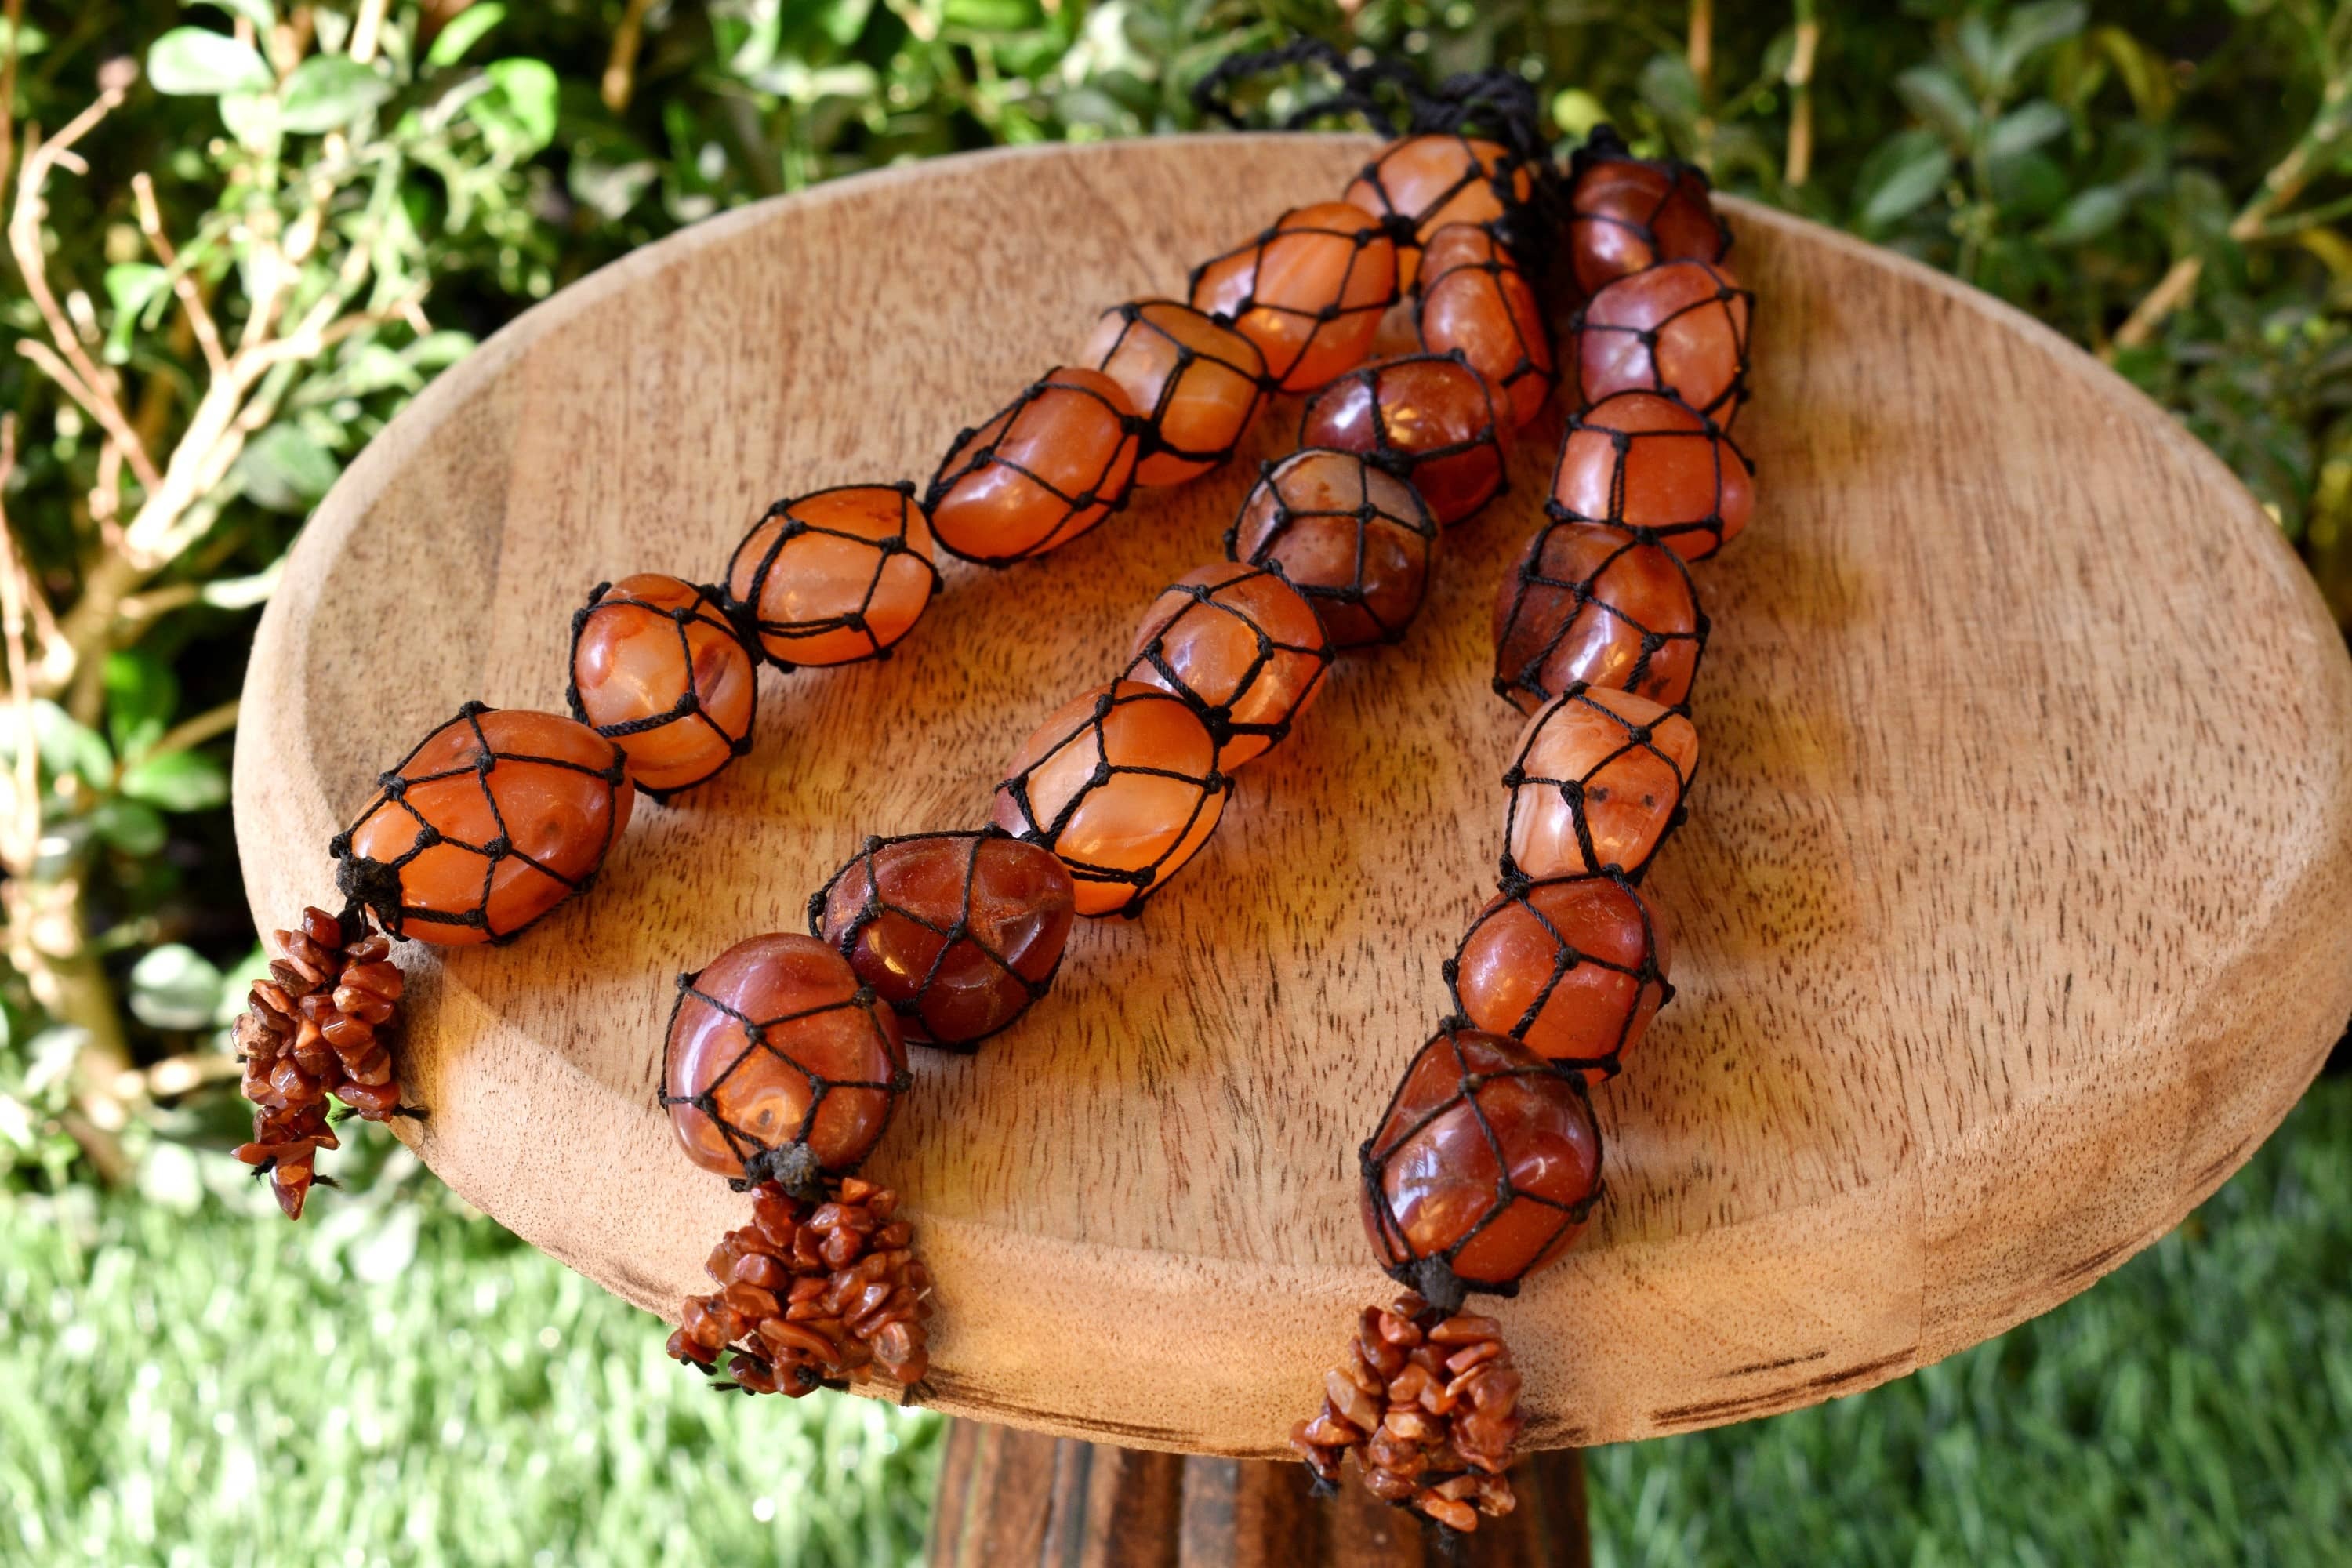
[927,1418,1590,1568]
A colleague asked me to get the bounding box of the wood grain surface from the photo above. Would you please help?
[232,133,2352,1456]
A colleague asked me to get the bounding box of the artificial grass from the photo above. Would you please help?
[2,1080,2343,1566]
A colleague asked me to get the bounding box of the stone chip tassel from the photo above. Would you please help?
[231,906,408,1219]
[666,1178,934,1396]
[1290,1293,1524,1534]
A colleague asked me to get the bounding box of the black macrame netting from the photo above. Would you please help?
[1088,300,1269,478]
[330,701,630,945]
[1442,870,1674,1083]
[1572,259,1755,424]
[727,482,942,668]
[1493,516,1711,716]
[1548,390,1754,561]
[1416,222,1558,425]
[1299,350,1508,524]
[1187,205,1400,390]
[923,372,1144,567]
[1125,564,1335,761]
[659,965,913,1198]
[807,829,1067,1051]
[1500,683,1696,886]
[993,685,1228,919]
[1359,1021,1605,1313]
[564,579,757,801]
[1225,449,1439,650]
[1563,123,1733,293]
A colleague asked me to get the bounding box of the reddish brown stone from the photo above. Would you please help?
[1493,521,1705,711]
[1504,687,1699,880]
[927,368,1140,564]
[1576,259,1750,416]
[1299,354,1508,527]
[1083,301,1267,486]
[1415,223,1554,430]
[1565,140,1729,296]
[728,487,938,666]
[570,574,756,795]
[1191,202,1398,392]
[1227,449,1437,649]
[1453,876,1672,1076]
[1549,391,1754,561]
[1345,134,1532,289]
[1125,562,1330,768]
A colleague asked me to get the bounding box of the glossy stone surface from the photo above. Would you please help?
[1227,449,1437,649]
[815,833,1077,1049]
[1493,521,1704,712]
[343,707,633,945]
[1083,301,1267,486]
[1504,687,1699,880]
[1415,223,1554,430]
[1453,877,1672,1076]
[1566,152,1728,296]
[927,368,1140,564]
[571,574,756,793]
[1361,1029,1602,1290]
[665,932,906,1181]
[1298,354,1508,527]
[1125,562,1330,768]
[1190,201,1398,392]
[1550,391,1754,561]
[727,487,938,666]
[1345,135,1530,289]
[990,681,1226,916]
[1576,259,1750,416]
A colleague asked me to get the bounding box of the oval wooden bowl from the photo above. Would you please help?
[234,134,2352,1457]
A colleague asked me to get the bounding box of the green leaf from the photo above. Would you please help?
[2041,185,2129,245]
[1856,130,1952,233]
[103,651,177,759]
[118,750,229,814]
[12,700,114,789]
[474,58,558,154]
[101,264,170,365]
[234,425,341,513]
[147,27,274,96]
[129,945,226,1032]
[279,56,392,133]
[1637,52,1704,135]
[1896,65,1979,147]
[426,2,506,67]
[1987,100,2070,162]
[217,90,281,154]
[1996,2,2090,89]
[91,798,166,856]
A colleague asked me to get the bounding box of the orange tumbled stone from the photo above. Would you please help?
[1452,875,1672,1078]
[1493,521,1707,713]
[1504,686,1698,880]
[1083,301,1269,486]
[1345,134,1532,289]
[1361,1026,1602,1297]
[1576,259,1751,417]
[926,368,1141,564]
[1227,448,1437,649]
[336,704,635,945]
[813,832,1077,1050]
[992,682,1227,917]
[1125,562,1332,768]
[726,485,939,666]
[1298,353,1508,527]
[663,932,908,1190]
[1191,201,1398,392]
[1416,223,1555,430]
[1550,391,1753,561]
[570,575,757,796]
[1565,131,1730,296]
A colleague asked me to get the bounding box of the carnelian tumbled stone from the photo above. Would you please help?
[1190,202,1398,392]
[1550,391,1754,561]
[662,932,909,1192]
[1416,223,1555,430]
[1345,134,1533,289]
[1298,354,1508,527]
[726,485,940,667]
[1227,448,1438,649]
[569,574,757,796]
[1565,130,1730,296]
[336,704,635,945]
[926,368,1141,565]
[1125,562,1332,768]
[1083,301,1269,487]
[1504,685,1698,880]
[992,681,1227,917]
[813,832,1077,1050]
[1493,520,1708,713]
[1576,259,1751,418]
[1361,1025,1602,1300]
[1452,874,1672,1079]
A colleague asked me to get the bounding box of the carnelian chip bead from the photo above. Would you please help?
[1493,519,1708,713]
[1415,223,1555,430]
[1190,201,1399,392]
[1226,448,1438,650]
[1575,259,1751,419]
[1344,134,1534,290]
[811,831,1077,1051]
[1125,562,1333,769]
[1503,685,1698,881]
[1451,874,1673,1080]
[925,368,1142,565]
[1298,353,1508,528]
[1565,127,1730,296]
[991,681,1227,917]
[1550,391,1754,561]
[1360,1024,1603,1303]
[568,574,757,798]
[334,703,635,946]
[726,485,941,667]
[1083,301,1269,487]
[662,932,909,1194]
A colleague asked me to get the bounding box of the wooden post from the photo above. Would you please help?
[927,1419,1589,1568]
